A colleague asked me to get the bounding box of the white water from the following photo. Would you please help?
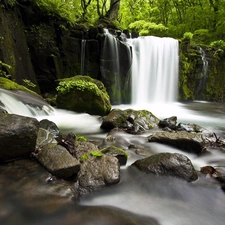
[128,36,179,104]
[101,29,121,103]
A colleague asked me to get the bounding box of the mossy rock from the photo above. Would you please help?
[0,77,37,95]
[56,75,111,116]
[101,146,128,166]
[100,108,159,134]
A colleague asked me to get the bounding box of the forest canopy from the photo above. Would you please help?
[6,0,225,41]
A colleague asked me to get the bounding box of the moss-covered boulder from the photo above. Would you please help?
[0,77,37,94]
[100,108,159,134]
[56,75,111,116]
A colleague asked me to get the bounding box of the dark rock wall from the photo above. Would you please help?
[179,40,225,102]
[0,5,39,93]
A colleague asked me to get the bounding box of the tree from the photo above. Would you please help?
[105,0,121,20]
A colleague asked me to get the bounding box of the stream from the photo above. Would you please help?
[1,93,225,225]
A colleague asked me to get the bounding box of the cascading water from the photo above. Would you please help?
[100,29,122,104]
[195,47,209,98]
[0,88,55,117]
[128,36,179,105]
[80,39,86,75]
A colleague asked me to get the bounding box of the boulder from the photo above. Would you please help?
[158,116,177,130]
[0,113,39,162]
[100,146,128,166]
[34,143,80,179]
[75,141,120,195]
[148,131,206,154]
[36,128,57,148]
[132,152,198,182]
[101,108,159,134]
[158,116,205,132]
[56,75,111,116]
[39,119,61,139]
[200,165,225,191]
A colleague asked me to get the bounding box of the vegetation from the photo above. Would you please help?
[6,0,225,41]
[0,77,37,95]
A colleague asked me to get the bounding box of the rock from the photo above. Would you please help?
[148,131,206,154]
[39,119,61,139]
[0,113,39,162]
[34,143,80,179]
[101,108,159,134]
[158,117,205,133]
[75,141,120,195]
[132,152,198,182]
[57,132,76,156]
[158,116,177,130]
[56,75,111,116]
[36,128,57,148]
[75,141,100,160]
[100,146,128,166]
[200,165,225,188]
[177,123,205,132]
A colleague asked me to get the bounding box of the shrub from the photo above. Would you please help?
[210,40,225,50]
[192,29,212,45]
[182,32,193,41]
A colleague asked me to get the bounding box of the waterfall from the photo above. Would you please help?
[0,88,55,117]
[80,39,86,75]
[128,36,179,105]
[101,29,121,104]
[199,47,208,76]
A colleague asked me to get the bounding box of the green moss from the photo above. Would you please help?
[56,75,111,115]
[101,146,128,159]
[0,77,38,95]
[81,153,89,160]
[76,135,87,142]
[90,150,104,157]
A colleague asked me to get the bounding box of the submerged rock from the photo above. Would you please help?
[101,108,159,134]
[0,113,39,162]
[132,152,198,182]
[200,165,225,191]
[148,131,206,154]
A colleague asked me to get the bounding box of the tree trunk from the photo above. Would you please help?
[106,0,120,20]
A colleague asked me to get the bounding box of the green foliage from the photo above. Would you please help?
[23,79,36,88]
[90,150,103,157]
[76,135,87,142]
[0,77,37,95]
[0,61,11,78]
[210,40,225,50]
[192,29,212,45]
[129,20,168,37]
[81,153,89,160]
[33,0,81,24]
[81,150,103,161]
[56,78,100,96]
[182,32,193,42]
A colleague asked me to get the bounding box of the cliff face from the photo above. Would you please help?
[1,1,225,103]
[0,1,131,103]
[179,40,225,102]
[0,4,39,93]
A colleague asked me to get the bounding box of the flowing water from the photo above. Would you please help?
[1,35,225,225]
[128,36,179,104]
